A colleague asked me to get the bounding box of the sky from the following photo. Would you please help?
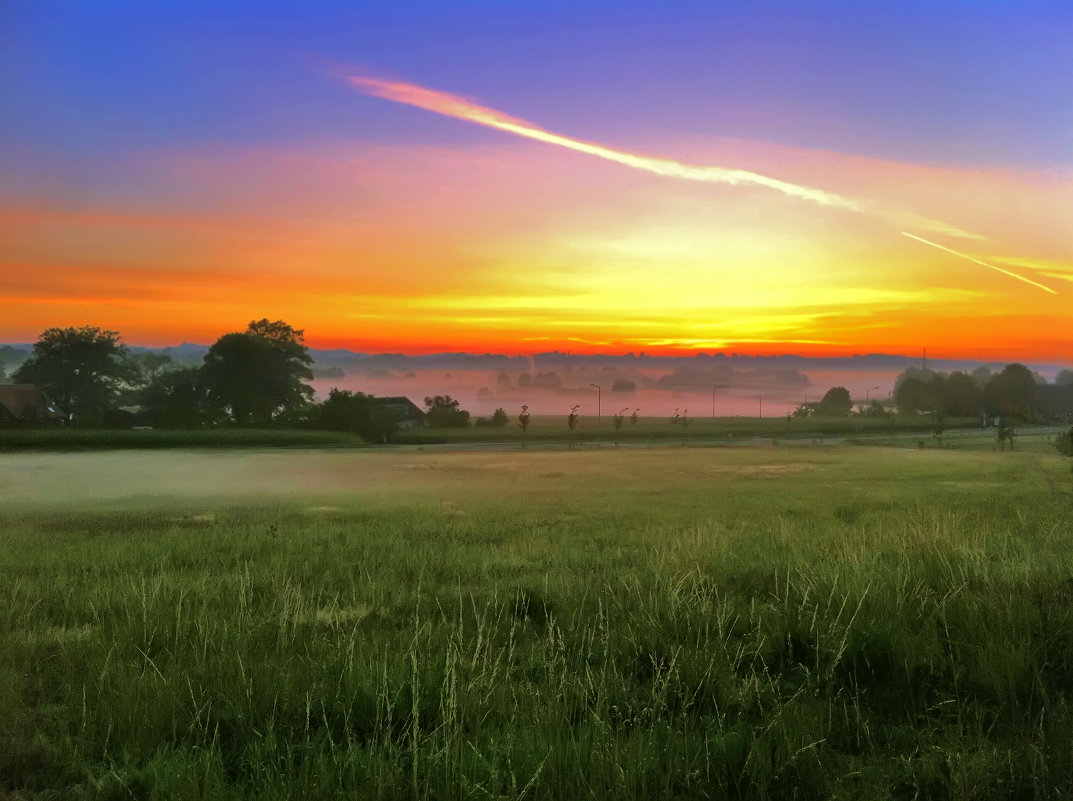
[2,1,1072,360]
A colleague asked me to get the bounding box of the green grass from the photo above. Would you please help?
[0,428,366,451]
[2,446,1072,799]
[847,428,1068,454]
[396,414,984,446]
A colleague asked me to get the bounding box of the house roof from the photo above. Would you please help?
[372,396,426,419]
[0,384,65,421]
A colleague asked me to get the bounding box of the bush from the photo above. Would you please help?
[424,395,471,428]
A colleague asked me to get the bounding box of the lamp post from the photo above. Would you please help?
[865,386,880,413]
[590,383,602,423]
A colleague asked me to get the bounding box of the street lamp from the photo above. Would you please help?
[863,386,881,416]
[590,383,601,423]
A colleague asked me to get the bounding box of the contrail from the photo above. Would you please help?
[345,73,1053,292]
[901,232,1056,294]
[346,74,962,230]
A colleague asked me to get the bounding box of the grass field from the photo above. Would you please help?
[394,414,985,446]
[0,428,366,452]
[3,444,1073,799]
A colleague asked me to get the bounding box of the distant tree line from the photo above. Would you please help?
[894,364,1072,422]
[3,322,407,441]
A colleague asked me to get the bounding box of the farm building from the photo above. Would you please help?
[0,384,66,427]
[373,396,426,430]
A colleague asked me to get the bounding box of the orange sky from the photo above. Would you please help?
[3,129,1072,360]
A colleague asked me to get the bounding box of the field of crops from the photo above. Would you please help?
[3,444,1072,799]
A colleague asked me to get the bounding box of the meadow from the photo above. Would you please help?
[394,414,984,446]
[2,443,1072,799]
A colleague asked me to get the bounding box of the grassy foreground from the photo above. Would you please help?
[0,428,366,451]
[2,446,1073,799]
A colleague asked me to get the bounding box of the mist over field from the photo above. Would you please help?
[311,362,1064,419]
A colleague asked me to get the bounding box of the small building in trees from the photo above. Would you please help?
[373,396,426,430]
[0,384,66,427]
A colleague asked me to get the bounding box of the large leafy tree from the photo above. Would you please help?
[893,370,937,414]
[12,326,131,424]
[201,319,313,426]
[940,371,982,417]
[816,386,852,416]
[984,363,1038,422]
[140,367,215,429]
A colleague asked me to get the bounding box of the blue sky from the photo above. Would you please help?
[3,1,1070,166]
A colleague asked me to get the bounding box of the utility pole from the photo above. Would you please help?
[711,384,728,418]
[590,383,601,423]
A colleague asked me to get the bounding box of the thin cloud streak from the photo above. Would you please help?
[345,73,980,240]
[900,232,1056,295]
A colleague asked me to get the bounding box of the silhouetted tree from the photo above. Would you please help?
[985,363,1037,422]
[201,320,313,426]
[940,371,982,417]
[893,367,984,418]
[139,367,214,429]
[517,404,532,432]
[424,395,470,427]
[314,389,397,442]
[817,387,852,416]
[518,404,532,448]
[894,374,937,414]
[13,326,132,425]
[491,407,509,427]
[567,404,580,448]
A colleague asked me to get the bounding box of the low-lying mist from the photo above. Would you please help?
[312,366,906,420]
